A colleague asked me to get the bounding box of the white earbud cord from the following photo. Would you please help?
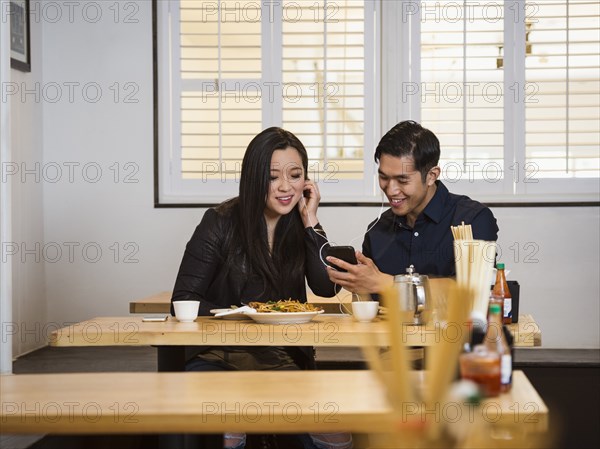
[348,190,387,249]
[301,198,336,267]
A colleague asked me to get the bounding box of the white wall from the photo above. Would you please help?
[9,1,599,357]
[1,0,13,372]
[40,0,189,324]
[8,0,46,358]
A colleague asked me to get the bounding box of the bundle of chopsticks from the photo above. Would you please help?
[451,221,473,240]
[451,222,496,321]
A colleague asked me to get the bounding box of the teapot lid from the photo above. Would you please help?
[394,264,423,283]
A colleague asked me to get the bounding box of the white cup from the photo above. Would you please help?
[351,301,379,323]
[173,300,200,322]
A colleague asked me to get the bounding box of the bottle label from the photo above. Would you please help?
[501,354,512,384]
[503,297,512,318]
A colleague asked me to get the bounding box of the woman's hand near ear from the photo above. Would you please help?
[298,180,320,228]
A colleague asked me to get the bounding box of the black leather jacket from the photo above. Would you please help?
[171,199,340,366]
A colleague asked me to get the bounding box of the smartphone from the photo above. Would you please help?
[142,315,169,322]
[325,246,358,272]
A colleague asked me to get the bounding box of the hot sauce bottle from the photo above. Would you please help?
[491,263,512,324]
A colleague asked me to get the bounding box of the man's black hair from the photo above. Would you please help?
[374,120,440,181]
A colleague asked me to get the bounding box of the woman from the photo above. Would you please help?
[171,127,352,449]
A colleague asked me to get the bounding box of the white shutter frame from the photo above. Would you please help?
[262,0,282,128]
[156,0,178,203]
[505,0,526,197]
[383,0,421,126]
[359,0,379,199]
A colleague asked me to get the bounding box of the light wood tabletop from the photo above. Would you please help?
[49,314,540,348]
[49,315,427,347]
[128,290,541,348]
[0,370,547,434]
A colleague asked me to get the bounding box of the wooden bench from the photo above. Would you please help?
[1,370,547,435]
[129,291,353,314]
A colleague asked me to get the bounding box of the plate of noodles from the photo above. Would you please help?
[246,300,324,324]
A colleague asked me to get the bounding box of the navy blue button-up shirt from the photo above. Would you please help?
[362,181,499,277]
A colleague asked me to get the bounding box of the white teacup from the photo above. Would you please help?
[351,301,379,323]
[173,300,200,322]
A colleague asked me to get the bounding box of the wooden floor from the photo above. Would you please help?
[12,346,158,374]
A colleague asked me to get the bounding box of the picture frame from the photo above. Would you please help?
[10,0,31,72]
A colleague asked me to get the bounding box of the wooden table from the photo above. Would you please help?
[49,315,432,348]
[509,314,541,347]
[0,370,547,434]
[49,314,542,348]
[129,291,542,348]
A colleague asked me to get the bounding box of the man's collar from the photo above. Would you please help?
[422,180,448,224]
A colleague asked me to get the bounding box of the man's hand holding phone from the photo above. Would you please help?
[326,250,394,294]
[324,246,358,272]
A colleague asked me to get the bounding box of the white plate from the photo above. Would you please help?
[247,310,324,325]
[210,308,253,320]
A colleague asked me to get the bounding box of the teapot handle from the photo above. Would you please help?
[414,284,426,317]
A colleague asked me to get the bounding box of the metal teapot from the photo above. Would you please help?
[394,265,431,325]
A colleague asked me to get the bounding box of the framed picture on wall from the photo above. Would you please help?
[10,0,31,72]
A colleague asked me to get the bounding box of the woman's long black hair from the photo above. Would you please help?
[231,127,309,299]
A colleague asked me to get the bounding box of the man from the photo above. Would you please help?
[327,120,499,293]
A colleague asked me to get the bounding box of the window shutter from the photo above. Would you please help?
[525,0,600,179]
[281,0,366,182]
[180,1,263,180]
[420,1,505,181]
